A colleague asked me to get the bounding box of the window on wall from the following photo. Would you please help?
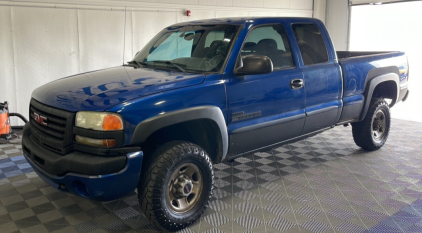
[241,24,294,70]
[292,23,329,66]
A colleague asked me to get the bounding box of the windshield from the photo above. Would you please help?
[131,24,240,73]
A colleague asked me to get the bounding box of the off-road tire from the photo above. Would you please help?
[352,98,391,150]
[138,141,214,232]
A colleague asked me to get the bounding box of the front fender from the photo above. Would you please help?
[130,106,228,160]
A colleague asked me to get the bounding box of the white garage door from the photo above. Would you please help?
[349,1,422,122]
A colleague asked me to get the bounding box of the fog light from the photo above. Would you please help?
[75,135,116,148]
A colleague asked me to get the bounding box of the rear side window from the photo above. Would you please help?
[292,24,329,66]
[241,24,294,70]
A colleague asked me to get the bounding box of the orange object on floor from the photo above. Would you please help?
[0,103,11,136]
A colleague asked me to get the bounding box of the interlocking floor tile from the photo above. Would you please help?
[1,119,422,232]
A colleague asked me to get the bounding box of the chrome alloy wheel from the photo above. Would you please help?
[372,109,387,143]
[167,163,203,214]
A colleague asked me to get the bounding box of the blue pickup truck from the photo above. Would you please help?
[22,17,409,231]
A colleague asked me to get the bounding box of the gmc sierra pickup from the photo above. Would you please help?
[22,17,409,231]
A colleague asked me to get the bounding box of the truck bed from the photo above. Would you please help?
[337,51,406,99]
[336,50,408,123]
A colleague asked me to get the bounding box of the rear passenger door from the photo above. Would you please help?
[226,23,306,156]
[289,21,343,134]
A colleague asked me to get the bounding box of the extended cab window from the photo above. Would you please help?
[241,25,294,70]
[132,25,239,73]
[292,23,329,66]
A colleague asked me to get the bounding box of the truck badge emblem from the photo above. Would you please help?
[33,112,47,126]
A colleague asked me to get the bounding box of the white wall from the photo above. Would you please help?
[325,0,349,51]
[349,2,422,122]
[313,0,327,24]
[0,0,314,125]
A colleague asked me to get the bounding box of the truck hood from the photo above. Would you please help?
[31,66,205,112]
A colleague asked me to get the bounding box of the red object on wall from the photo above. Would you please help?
[186,10,191,17]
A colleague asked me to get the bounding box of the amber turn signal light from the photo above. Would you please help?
[103,139,116,147]
[102,115,123,131]
[75,135,116,148]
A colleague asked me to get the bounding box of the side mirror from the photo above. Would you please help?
[234,55,273,76]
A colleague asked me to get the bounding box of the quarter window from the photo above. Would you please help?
[292,23,329,66]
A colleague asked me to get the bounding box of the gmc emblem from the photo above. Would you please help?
[33,112,47,126]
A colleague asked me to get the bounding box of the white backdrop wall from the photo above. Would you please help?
[0,0,314,125]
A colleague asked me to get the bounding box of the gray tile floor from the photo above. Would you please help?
[1,119,422,233]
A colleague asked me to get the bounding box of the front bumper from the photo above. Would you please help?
[22,124,143,201]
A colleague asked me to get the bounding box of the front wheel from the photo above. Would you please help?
[138,141,214,232]
[352,98,391,150]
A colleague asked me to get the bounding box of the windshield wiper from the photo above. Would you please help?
[149,60,186,73]
[127,60,147,68]
[127,60,186,72]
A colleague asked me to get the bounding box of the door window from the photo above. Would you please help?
[292,24,329,66]
[241,25,294,70]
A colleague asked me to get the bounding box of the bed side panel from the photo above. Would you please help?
[339,52,407,98]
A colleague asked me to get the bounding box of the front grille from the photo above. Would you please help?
[29,99,75,154]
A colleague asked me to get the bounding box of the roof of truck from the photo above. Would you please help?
[170,17,316,27]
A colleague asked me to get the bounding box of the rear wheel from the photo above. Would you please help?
[352,98,391,150]
[138,141,214,231]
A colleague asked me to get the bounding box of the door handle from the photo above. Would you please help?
[290,79,304,89]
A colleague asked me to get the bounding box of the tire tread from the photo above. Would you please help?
[138,141,214,231]
[352,98,391,151]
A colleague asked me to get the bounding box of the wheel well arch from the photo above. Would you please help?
[372,80,398,106]
[360,72,399,121]
[140,119,224,164]
[130,106,228,164]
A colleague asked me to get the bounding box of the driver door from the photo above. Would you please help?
[225,23,306,156]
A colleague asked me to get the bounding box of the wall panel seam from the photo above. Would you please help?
[10,6,19,118]
[131,8,134,60]
[122,6,126,64]
[76,9,81,73]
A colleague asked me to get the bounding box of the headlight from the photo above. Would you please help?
[75,112,123,131]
